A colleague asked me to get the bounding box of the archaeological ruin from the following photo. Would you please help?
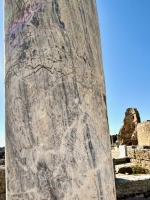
[5,0,116,199]
[110,108,150,198]
[116,108,150,147]
[118,108,141,145]
[137,120,150,146]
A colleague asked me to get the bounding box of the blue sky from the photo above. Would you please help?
[96,0,150,135]
[0,1,150,146]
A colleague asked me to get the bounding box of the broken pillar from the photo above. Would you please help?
[5,0,116,199]
[118,108,141,145]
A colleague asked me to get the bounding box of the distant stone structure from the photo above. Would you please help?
[110,135,118,147]
[0,148,5,160]
[137,120,150,146]
[118,108,141,145]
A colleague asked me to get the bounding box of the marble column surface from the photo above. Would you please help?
[5,0,116,199]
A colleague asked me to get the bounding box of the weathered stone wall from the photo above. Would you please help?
[127,148,150,171]
[116,176,150,199]
[0,165,5,200]
[137,121,150,146]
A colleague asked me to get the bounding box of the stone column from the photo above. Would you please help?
[5,0,116,199]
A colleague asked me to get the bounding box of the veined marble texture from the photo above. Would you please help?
[5,0,116,199]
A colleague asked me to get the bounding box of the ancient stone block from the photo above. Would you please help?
[135,150,145,160]
[137,121,150,146]
[127,149,135,159]
[141,160,150,170]
[147,179,150,190]
[116,178,148,197]
[130,159,141,164]
[114,157,130,165]
[143,150,150,160]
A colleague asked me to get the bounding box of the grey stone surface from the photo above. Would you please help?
[116,174,150,198]
[5,0,116,199]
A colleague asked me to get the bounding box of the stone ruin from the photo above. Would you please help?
[137,120,150,146]
[118,108,141,145]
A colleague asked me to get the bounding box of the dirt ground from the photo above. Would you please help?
[111,149,120,158]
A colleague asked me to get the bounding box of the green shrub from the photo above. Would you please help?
[132,166,149,174]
